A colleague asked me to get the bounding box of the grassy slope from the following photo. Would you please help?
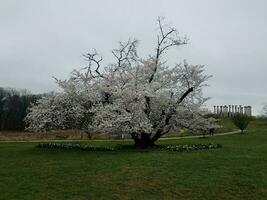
[0,120,267,200]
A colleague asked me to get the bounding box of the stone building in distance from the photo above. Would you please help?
[213,105,252,117]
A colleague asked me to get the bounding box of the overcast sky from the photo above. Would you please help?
[1,0,267,115]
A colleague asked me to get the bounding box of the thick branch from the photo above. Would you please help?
[144,96,151,118]
[152,87,194,141]
[177,87,194,104]
[83,50,104,78]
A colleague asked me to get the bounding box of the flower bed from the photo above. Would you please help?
[36,143,222,152]
[163,143,222,152]
[36,143,114,151]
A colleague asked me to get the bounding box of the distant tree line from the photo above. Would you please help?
[0,88,41,131]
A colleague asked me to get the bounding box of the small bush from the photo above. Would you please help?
[231,113,251,134]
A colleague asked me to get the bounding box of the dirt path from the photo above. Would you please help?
[159,130,241,140]
[0,130,241,143]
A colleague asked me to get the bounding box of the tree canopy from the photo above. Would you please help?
[231,113,251,134]
[26,18,212,148]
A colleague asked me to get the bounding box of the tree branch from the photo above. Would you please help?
[148,17,188,83]
[82,50,104,78]
[112,39,138,72]
[177,87,194,104]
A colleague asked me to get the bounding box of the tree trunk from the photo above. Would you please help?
[82,130,92,139]
[130,132,155,148]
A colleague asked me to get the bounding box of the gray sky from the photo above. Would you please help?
[1,0,267,115]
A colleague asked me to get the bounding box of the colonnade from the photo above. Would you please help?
[213,105,252,117]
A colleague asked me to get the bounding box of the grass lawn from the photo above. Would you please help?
[0,120,267,200]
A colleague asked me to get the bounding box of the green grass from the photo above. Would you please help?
[1,120,267,199]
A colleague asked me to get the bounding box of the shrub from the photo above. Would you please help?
[231,113,251,134]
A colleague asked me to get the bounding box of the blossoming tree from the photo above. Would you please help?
[26,18,212,148]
